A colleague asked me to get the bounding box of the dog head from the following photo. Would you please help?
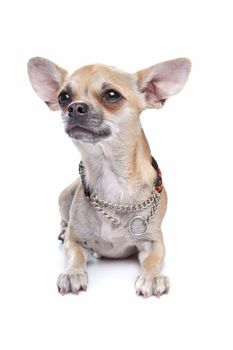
[28,57,191,144]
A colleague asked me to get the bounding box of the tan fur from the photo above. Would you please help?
[27,57,191,297]
[62,64,142,114]
[61,64,154,193]
[64,239,87,270]
[140,241,164,274]
[57,238,88,295]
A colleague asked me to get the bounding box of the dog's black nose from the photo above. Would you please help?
[68,102,89,118]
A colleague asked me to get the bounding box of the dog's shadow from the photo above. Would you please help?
[88,254,139,286]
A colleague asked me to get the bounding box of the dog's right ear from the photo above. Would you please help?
[27,57,68,111]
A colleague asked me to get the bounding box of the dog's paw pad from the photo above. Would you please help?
[57,271,88,295]
[135,274,169,298]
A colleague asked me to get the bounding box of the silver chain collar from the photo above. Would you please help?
[88,188,161,236]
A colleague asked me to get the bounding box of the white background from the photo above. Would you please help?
[0,0,232,349]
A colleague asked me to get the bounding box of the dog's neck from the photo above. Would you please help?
[75,128,156,203]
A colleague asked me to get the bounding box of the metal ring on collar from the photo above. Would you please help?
[128,216,148,236]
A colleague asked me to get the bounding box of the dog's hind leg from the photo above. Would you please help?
[58,178,80,242]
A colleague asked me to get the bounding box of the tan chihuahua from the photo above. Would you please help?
[28,57,191,297]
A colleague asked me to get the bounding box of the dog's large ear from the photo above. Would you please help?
[136,58,191,109]
[27,57,68,111]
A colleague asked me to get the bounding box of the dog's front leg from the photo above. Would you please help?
[136,237,169,298]
[57,237,88,295]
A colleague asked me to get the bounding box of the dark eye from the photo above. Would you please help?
[58,91,71,106]
[102,89,122,103]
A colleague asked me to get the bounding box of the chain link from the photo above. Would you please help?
[89,189,161,230]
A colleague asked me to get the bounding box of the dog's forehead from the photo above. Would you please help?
[68,64,136,89]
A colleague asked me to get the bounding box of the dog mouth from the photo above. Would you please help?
[65,123,111,141]
[67,125,95,136]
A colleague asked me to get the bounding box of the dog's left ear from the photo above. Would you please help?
[136,58,191,109]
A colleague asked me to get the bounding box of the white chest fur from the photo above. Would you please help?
[85,158,137,257]
[98,159,124,201]
[75,140,156,258]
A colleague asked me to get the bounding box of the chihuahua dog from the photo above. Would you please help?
[27,57,191,297]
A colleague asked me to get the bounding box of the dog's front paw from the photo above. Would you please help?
[57,270,88,295]
[135,274,169,298]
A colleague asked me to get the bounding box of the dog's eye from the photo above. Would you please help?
[102,89,122,103]
[58,91,71,106]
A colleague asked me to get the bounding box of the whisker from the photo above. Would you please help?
[60,116,123,141]
[104,118,119,126]
[102,120,123,140]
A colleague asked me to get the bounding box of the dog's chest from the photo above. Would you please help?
[72,160,147,258]
[71,196,138,258]
[77,208,137,258]
[94,220,137,258]
[95,160,124,201]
